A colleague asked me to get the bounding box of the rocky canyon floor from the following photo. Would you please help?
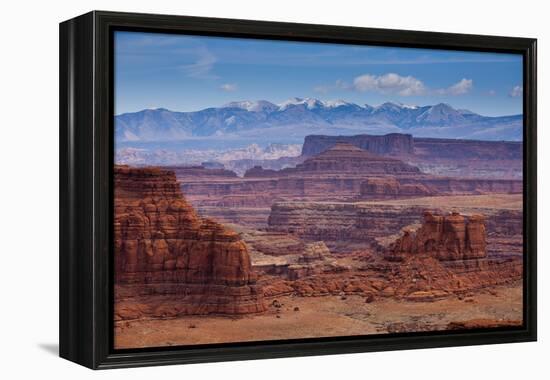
[114,283,522,348]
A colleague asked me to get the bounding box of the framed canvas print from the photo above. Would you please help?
[59,11,537,369]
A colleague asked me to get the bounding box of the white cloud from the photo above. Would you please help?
[318,73,473,97]
[509,85,523,97]
[353,73,426,96]
[434,78,473,95]
[444,78,473,95]
[488,89,497,96]
[220,83,238,92]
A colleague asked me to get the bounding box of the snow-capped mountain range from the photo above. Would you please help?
[116,98,522,145]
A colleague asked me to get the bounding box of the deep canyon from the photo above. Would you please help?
[114,133,524,348]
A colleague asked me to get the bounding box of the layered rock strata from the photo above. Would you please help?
[252,241,342,281]
[280,143,421,175]
[302,133,415,157]
[360,177,434,198]
[114,165,266,319]
[267,199,522,254]
[267,202,426,251]
[176,143,521,209]
[302,133,522,179]
[385,211,487,261]
[302,134,521,161]
[261,253,522,301]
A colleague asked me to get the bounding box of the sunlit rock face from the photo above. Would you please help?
[385,211,487,262]
[114,165,266,318]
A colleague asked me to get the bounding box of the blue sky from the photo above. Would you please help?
[114,31,523,117]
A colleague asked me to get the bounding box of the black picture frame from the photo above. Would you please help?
[59,10,537,369]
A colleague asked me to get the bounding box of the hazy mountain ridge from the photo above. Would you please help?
[116,98,523,144]
[115,143,302,172]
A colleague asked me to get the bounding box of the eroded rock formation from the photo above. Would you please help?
[267,199,522,255]
[289,143,421,175]
[267,202,427,251]
[177,143,521,209]
[114,165,266,319]
[385,211,487,261]
[301,133,523,179]
[302,134,522,161]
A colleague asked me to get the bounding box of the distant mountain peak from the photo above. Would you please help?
[277,97,366,111]
[323,99,358,108]
[372,102,406,113]
[373,101,419,111]
[223,100,277,112]
[278,97,326,111]
[432,102,454,109]
[138,107,171,113]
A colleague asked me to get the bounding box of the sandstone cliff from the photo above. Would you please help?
[385,211,487,261]
[302,133,415,156]
[360,177,433,198]
[301,133,522,180]
[267,198,522,255]
[267,201,429,252]
[180,143,521,209]
[290,143,420,175]
[114,165,266,319]
[248,143,421,177]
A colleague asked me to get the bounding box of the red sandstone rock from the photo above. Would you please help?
[247,143,421,177]
[359,177,434,198]
[181,144,521,209]
[386,211,487,261]
[302,133,522,180]
[114,165,266,318]
[301,133,415,157]
[267,202,428,251]
[293,143,420,174]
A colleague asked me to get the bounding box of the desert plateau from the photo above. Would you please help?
[113,131,523,349]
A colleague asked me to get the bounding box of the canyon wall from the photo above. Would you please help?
[301,133,523,179]
[413,137,522,161]
[288,143,420,175]
[302,133,415,156]
[181,176,522,208]
[302,133,522,160]
[114,165,266,318]
[360,178,434,198]
[267,202,426,250]
[267,200,522,254]
[177,143,521,209]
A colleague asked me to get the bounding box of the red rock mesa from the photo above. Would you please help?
[114,165,266,318]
